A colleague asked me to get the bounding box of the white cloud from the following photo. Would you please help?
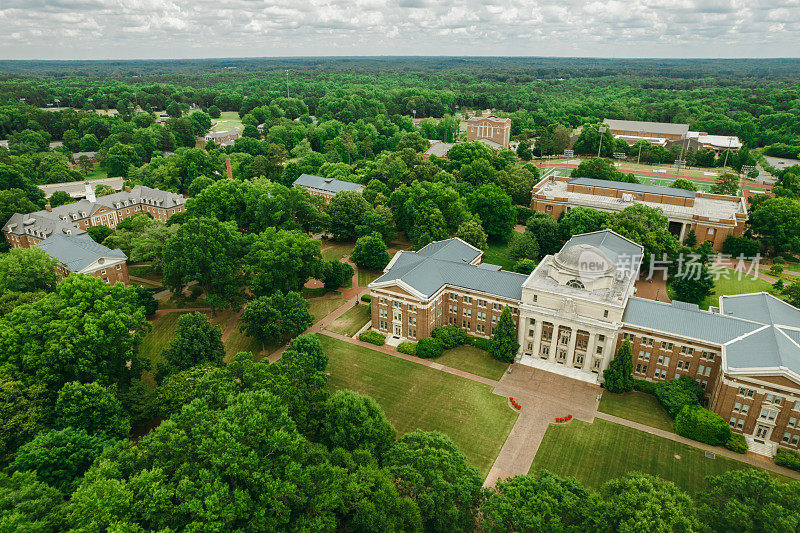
[0,0,797,58]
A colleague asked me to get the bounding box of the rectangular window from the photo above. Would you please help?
[784,432,792,443]
[704,366,711,376]
[789,417,797,428]
[733,402,741,413]
[741,404,749,415]
[635,364,641,373]
[793,435,800,446]
[730,417,737,428]
[736,419,744,429]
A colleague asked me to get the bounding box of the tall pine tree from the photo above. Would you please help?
[603,340,634,393]
[489,307,519,363]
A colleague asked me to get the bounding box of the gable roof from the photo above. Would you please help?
[371,237,526,301]
[569,177,696,199]
[603,119,689,136]
[293,174,364,194]
[35,233,126,273]
[624,293,800,379]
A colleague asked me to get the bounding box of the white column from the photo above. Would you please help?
[533,318,543,356]
[565,326,578,366]
[584,332,597,371]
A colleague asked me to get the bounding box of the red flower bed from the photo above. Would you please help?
[555,414,573,423]
[509,397,522,410]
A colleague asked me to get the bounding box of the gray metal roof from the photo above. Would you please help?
[623,297,762,345]
[569,177,696,199]
[293,174,364,194]
[625,293,800,375]
[603,119,689,136]
[35,233,126,273]
[372,238,526,300]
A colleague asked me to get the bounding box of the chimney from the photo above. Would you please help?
[84,181,96,203]
[226,158,233,180]
[45,203,51,212]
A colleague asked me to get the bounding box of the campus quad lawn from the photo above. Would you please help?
[700,268,776,309]
[357,269,381,287]
[321,242,355,262]
[598,391,674,432]
[435,345,509,381]
[326,303,371,337]
[482,241,516,271]
[529,418,784,493]
[309,297,346,322]
[319,334,518,477]
[223,325,280,363]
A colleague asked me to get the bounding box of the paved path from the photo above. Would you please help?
[595,412,800,481]
[129,275,161,287]
[484,364,601,487]
[221,309,244,342]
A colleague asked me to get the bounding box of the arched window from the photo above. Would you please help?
[566,279,585,289]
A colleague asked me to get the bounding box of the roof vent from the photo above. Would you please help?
[23,218,34,225]
[324,178,334,183]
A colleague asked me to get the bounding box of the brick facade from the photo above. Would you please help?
[465,116,511,149]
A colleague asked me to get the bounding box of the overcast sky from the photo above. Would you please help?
[1,0,798,60]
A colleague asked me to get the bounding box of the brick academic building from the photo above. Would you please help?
[2,183,184,285]
[369,231,800,458]
[530,175,747,251]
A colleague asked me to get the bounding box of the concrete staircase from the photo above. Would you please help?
[746,436,777,457]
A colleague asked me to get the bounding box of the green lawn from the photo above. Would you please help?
[529,418,784,493]
[700,268,776,309]
[223,325,279,363]
[127,265,163,284]
[211,111,244,132]
[598,391,674,432]
[301,286,334,299]
[137,311,217,386]
[83,164,109,180]
[326,303,371,337]
[357,269,381,287]
[482,241,516,270]
[321,242,355,261]
[319,334,518,477]
[434,345,509,381]
[309,297,346,322]
[637,176,714,192]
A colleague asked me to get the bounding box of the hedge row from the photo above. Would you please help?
[775,449,800,472]
[674,405,731,446]
[359,330,385,346]
[360,294,372,303]
[467,336,492,351]
[416,337,444,359]
[432,325,468,349]
[397,342,417,355]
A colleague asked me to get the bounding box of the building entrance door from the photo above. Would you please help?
[394,324,402,337]
[754,424,772,443]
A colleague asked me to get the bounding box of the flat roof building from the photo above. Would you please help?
[603,119,689,143]
[530,175,747,251]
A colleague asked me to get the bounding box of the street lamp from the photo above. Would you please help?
[722,136,733,171]
[597,125,608,158]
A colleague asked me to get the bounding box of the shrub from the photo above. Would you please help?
[416,337,444,359]
[431,325,468,349]
[603,340,634,393]
[769,265,784,275]
[513,259,537,274]
[773,256,786,265]
[397,342,417,355]
[674,405,731,446]
[721,235,761,258]
[775,449,800,472]
[489,307,519,362]
[359,330,385,346]
[633,379,658,395]
[724,433,748,454]
[360,294,372,303]
[467,336,492,351]
[654,376,703,418]
[515,206,533,224]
